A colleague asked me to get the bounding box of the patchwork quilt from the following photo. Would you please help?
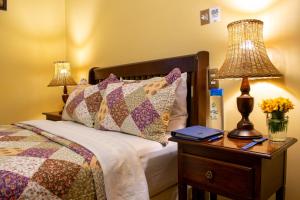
[0,124,106,200]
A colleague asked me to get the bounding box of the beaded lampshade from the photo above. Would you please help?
[216,19,283,139]
[48,61,77,112]
[48,61,77,87]
[216,19,282,79]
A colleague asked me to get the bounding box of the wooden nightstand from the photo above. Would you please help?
[42,112,62,121]
[170,133,297,200]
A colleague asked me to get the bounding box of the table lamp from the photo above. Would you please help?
[216,19,282,139]
[48,61,77,111]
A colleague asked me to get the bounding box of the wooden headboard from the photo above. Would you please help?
[88,51,209,126]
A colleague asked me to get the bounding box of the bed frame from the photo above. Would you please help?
[88,51,209,126]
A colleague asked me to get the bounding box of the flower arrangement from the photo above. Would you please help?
[260,97,294,141]
[260,97,294,114]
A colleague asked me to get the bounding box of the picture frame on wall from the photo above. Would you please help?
[0,0,7,11]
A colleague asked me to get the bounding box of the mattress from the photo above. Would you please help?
[54,121,178,197]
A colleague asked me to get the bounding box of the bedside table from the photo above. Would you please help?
[42,112,62,121]
[169,133,297,200]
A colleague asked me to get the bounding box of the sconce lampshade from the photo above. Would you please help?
[216,19,282,79]
[48,61,77,87]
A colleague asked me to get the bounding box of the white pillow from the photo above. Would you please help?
[167,72,188,131]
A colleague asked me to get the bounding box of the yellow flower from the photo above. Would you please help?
[260,97,294,113]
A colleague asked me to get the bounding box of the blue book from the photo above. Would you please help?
[171,125,224,141]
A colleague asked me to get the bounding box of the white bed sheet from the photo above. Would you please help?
[56,121,178,197]
[101,129,178,197]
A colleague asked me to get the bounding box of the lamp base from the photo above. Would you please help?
[60,85,69,114]
[62,85,69,104]
[228,128,262,139]
[228,77,263,140]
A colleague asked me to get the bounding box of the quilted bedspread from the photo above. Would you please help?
[0,123,106,200]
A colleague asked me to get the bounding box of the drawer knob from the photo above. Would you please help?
[205,170,214,180]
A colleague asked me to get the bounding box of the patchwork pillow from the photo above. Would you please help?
[94,68,182,145]
[62,74,120,127]
[167,72,188,131]
[123,73,188,132]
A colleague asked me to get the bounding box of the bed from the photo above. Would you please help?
[0,51,209,200]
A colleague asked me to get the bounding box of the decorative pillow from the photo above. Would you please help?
[123,73,188,132]
[94,68,182,145]
[167,72,188,131]
[62,74,120,127]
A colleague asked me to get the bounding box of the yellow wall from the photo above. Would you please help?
[66,0,300,199]
[0,0,66,124]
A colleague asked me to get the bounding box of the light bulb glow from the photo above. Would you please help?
[240,40,255,50]
[219,0,279,13]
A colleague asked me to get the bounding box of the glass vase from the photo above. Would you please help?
[267,112,288,142]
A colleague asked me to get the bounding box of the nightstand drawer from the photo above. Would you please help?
[181,154,254,199]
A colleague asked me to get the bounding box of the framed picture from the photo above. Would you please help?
[0,0,7,11]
